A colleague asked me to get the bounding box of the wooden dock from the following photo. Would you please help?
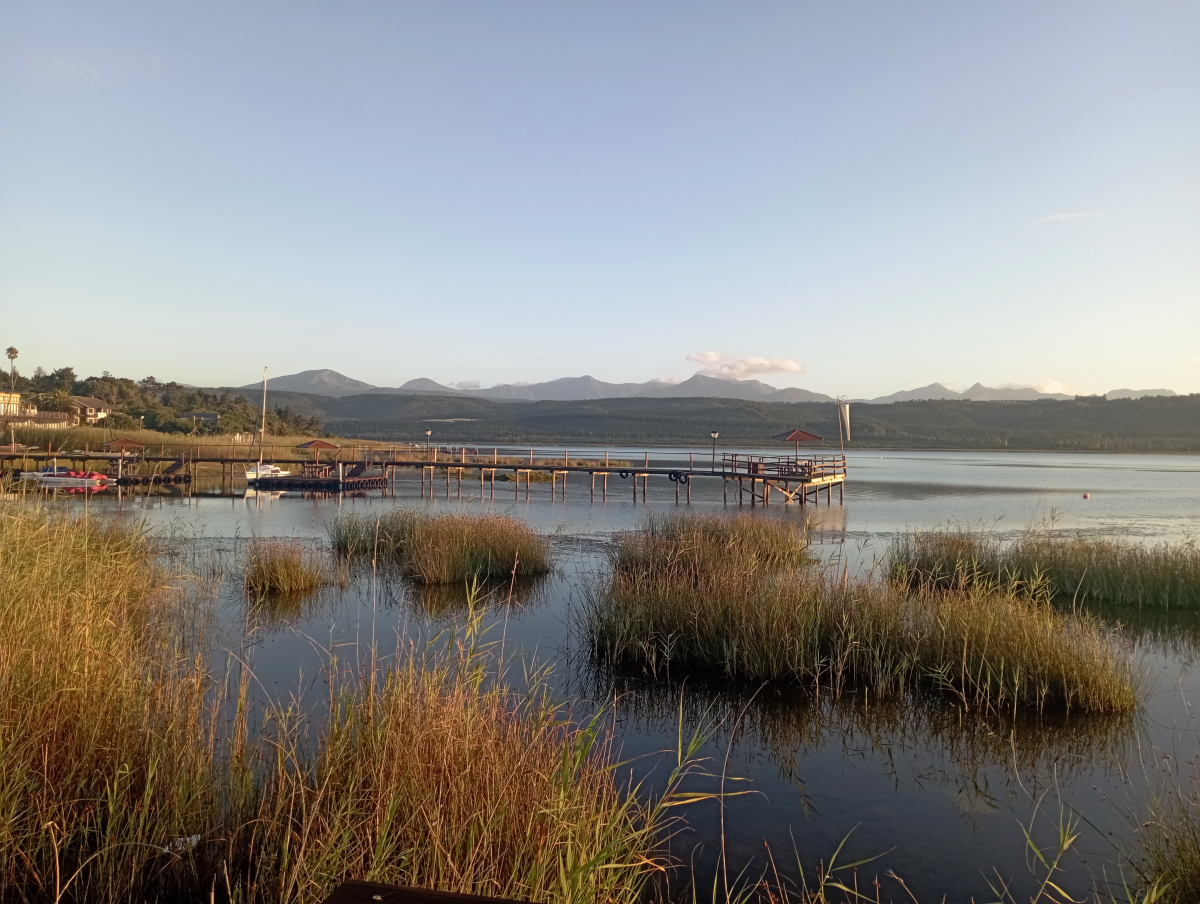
[1,447,847,505]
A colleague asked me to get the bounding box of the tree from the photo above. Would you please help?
[37,389,75,412]
[4,347,15,393]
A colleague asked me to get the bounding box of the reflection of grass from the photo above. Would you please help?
[404,574,549,617]
[589,519,1137,714]
[890,528,1200,609]
[329,510,550,583]
[592,667,1136,793]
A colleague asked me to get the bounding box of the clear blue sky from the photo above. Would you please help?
[2,2,1197,397]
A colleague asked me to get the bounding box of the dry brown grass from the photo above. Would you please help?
[890,528,1200,610]
[0,504,685,904]
[329,510,551,583]
[589,516,1137,715]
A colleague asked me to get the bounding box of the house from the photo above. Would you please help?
[0,391,36,418]
[68,396,114,424]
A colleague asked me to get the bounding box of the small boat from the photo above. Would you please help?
[245,463,292,481]
[19,467,114,488]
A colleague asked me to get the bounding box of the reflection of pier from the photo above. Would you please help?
[2,446,847,505]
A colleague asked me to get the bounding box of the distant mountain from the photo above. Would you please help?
[865,382,1073,404]
[249,370,1173,406]
[1106,388,1178,400]
[864,383,963,404]
[252,370,833,402]
[242,369,378,397]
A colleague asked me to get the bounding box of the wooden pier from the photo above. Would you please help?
[1,446,847,505]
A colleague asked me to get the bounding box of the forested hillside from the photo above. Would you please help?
[215,388,1200,452]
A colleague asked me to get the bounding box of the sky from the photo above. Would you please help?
[1,2,1198,397]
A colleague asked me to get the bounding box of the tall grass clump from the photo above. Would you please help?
[1136,770,1200,903]
[0,505,700,903]
[612,512,810,591]
[890,528,1200,609]
[230,608,704,904]
[0,505,216,903]
[589,518,1136,714]
[243,539,330,597]
[328,510,550,583]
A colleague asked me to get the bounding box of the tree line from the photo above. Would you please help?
[3,364,324,436]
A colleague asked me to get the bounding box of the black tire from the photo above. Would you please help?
[619,470,629,479]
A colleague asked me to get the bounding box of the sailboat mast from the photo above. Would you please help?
[259,367,268,468]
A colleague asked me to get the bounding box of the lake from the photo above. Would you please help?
[61,449,1200,900]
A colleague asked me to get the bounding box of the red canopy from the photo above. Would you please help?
[772,430,823,443]
[104,439,145,449]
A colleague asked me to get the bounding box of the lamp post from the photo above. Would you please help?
[710,431,719,473]
[425,429,432,459]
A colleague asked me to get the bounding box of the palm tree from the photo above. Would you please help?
[4,347,15,393]
[38,389,75,413]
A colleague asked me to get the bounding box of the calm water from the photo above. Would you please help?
[60,451,1200,899]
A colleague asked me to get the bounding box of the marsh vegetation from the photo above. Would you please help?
[588,514,1137,714]
[890,528,1200,610]
[328,509,550,583]
[0,506,685,904]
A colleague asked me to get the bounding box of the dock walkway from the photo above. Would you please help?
[1,447,846,505]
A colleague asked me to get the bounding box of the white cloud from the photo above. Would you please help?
[1036,211,1108,223]
[449,380,480,391]
[1000,380,1072,394]
[686,351,804,380]
[21,50,170,89]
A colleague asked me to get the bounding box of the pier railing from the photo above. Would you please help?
[720,453,846,481]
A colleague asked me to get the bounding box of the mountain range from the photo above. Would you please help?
[243,369,1178,404]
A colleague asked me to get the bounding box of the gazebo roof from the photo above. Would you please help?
[297,440,341,450]
[104,439,145,449]
[772,429,823,443]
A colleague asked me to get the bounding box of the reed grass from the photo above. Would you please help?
[0,504,217,903]
[588,517,1137,714]
[890,528,1200,609]
[1135,770,1200,904]
[0,504,686,903]
[328,510,551,583]
[612,512,811,590]
[243,539,330,597]
[228,607,710,904]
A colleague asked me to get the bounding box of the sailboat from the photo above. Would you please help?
[245,368,291,482]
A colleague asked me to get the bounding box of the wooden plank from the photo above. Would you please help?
[319,880,518,904]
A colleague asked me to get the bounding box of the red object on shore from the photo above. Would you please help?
[1083,492,1090,499]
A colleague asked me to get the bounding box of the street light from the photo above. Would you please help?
[425,429,432,459]
[710,431,719,473]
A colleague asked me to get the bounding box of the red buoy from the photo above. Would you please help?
[1083,493,1090,499]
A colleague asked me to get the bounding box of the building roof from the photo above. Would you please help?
[297,439,341,450]
[772,429,824,443]
[104,439,145,449]
[70,396,114,409]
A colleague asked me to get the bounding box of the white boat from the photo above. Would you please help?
[245,463,291,481]
[243,368,292,483]
[18,471,114,488]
